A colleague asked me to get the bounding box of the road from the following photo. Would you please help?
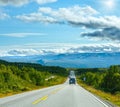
[0,80,114,107]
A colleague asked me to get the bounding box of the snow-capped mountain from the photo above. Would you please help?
[0,52,120,68]
[0,44,120,68]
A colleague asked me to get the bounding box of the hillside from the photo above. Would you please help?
[0,60,68,97]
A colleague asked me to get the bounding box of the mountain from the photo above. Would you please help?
[0,52,120,68]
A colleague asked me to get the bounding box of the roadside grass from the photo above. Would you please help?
[0,86,42,98]
[77,79,120,107]
[0,76,66,98]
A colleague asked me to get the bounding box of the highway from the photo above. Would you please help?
[0,80,114,107]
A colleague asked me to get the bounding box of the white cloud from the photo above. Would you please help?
[16,5,120,29]
[15,5,120,41]
[0,12,10,20]
[16,5,99,24]
[39,5,98,17]
[45,6,120,41]
[7,49,40,56]
[0,0,57,6]
[35,0,57,4]
[0,0,29,6]
[16,12,59,23]
[0,33,46,37]
[0,43,120,56]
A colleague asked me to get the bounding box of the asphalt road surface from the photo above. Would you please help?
[0,80,114,107]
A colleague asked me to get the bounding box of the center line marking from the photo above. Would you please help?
[50,87,64,94]
[32,95,48,105]
[32,86,66,105]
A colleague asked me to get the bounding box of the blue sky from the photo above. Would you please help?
[0,0,120,51]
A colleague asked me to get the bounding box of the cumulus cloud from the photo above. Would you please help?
[0,0,57,6]
[81,27,120,41]
[68,16,120,29]
[16,12,59,23]
[7,49,40,56]
[16,6,120,29]
[38,5,98,17]
[16,5,99,24]
[16,5,120,41]
[0,43,120,56]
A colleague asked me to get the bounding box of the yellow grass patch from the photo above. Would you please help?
[77,80,120,107]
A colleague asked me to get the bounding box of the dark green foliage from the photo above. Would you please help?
[76,68,107,75]
[101,65,120,93]
[78,65,120,94]
[80,72,103,88]
[0,60,68,76]
[0,60,67,94]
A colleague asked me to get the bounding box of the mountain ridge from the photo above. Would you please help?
[0,52,120,68]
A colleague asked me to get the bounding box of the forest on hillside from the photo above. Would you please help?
[0,60,68,94]
[76,66,120,94]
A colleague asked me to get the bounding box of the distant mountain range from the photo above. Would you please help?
[0,44,120,68]
[0,52,120,68]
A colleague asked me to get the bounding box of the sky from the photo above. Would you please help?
[0,0,120,55]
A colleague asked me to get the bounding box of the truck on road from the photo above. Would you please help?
[69,76,76,84]
[69,71,76,84]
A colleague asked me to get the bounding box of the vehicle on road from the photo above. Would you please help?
[69,77,76,84]
[69,71,76,84]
